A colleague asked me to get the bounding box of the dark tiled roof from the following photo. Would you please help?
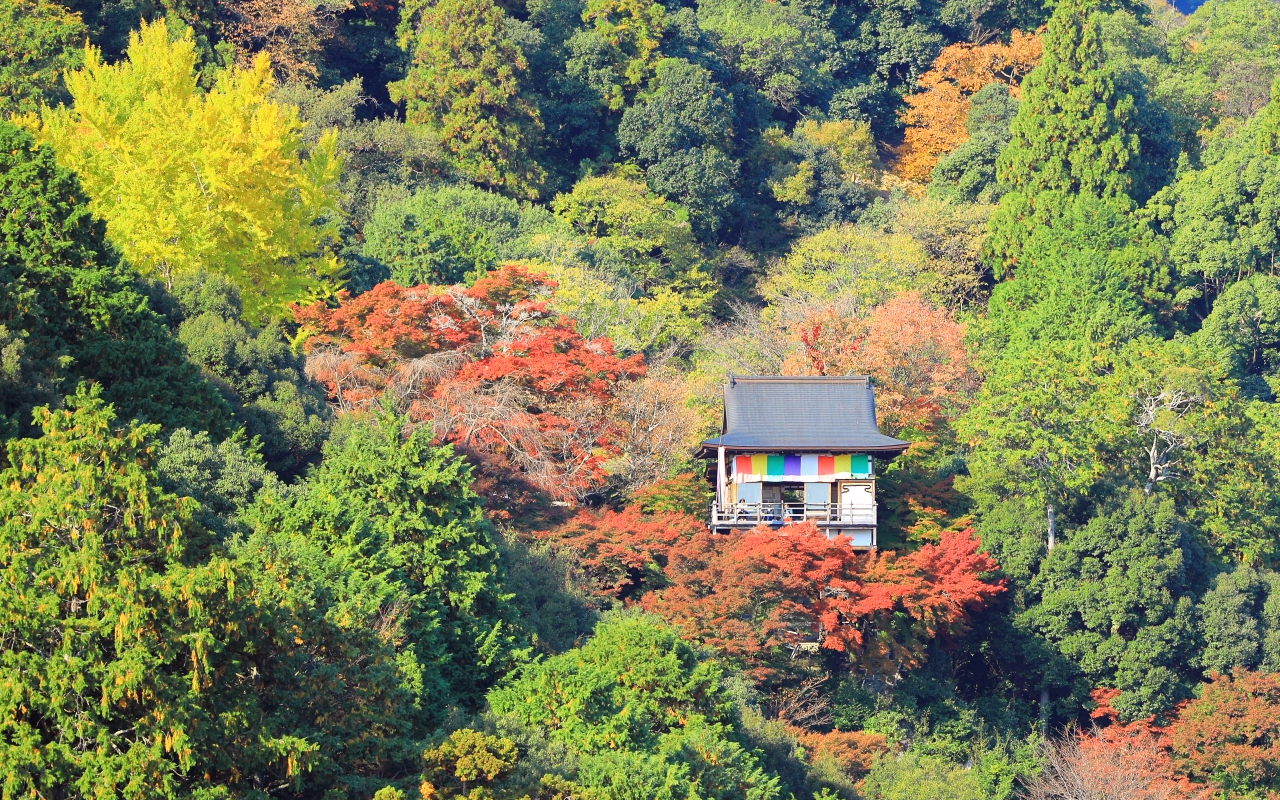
[699,375,909,455]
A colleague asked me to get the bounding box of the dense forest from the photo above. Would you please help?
[4,0,1280,794]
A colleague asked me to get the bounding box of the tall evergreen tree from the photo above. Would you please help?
[987,0,1141,272]
[0,391,273,796]
[393,0,545,197]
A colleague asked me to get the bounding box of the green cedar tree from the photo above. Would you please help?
[393,0,545,197]
[987,0,1141,271]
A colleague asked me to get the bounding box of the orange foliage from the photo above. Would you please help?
[786,294,978,436]
[893,31,1042,183]
[293,265,645,505]
[1025,688,1211,800]
[641,522,1004,682]
[855,294,979,435]
[1029,728,1208,800]
[1166,670,1280,795]
[793,728,888,780]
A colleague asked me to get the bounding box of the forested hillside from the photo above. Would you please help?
[4,0,1280,795]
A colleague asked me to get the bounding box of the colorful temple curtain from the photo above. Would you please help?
[732,453,872,483]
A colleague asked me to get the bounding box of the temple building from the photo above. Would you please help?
[697,375,909,548]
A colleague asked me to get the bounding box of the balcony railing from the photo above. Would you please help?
[709,501,876,529]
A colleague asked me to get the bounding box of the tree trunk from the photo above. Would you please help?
[1145,436,1160,495]
[1040,687,1051,731]
[1046,503,1056,551]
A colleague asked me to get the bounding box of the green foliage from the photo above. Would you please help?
[763,119,882,233]
[393,0,544,196]
[1172,0,1280,126]
[38,20,344,322]
[929,82,1018,204]
[157,427,280,534]
[422,729,521,797]
[364,189,501,286]
[0,120,229,441]
[1197,565,1280,675]
[988,0,1141,270]
[1157,82,1280,302]
[552,169,715,300]
[245,410,525,720]
[1022,492,1205,719]
[860,752,986,800]
[275,77,449,230]
[489,613,783,800]
[160,271,332,478]
[0,0,86,115]
[694,0,839,113]
[489,612,734,751]
[997,0,1138,200]
[617,58,739,236]
[1198,275,1280,397]
[0,390,264,797]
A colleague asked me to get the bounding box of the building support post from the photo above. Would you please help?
[716,447,727,515]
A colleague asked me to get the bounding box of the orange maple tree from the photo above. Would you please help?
[892,30,1042,183]
[293,265,645,506]
[794,728,888,780]
[640,522,1004,683]
[1166,670,1280,795]
[784,293,978,436]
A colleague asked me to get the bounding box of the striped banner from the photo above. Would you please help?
[732,453,871,483]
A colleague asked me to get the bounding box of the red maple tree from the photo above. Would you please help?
[1026,689,1211,800]
[640,522,1004,683]
[536,503,708,600]
[294,265,645,505]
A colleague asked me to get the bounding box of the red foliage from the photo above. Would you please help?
[293,265,645,504]
[640,522,1004,683]
[1166,669,1280,795]
[536,504,708,600]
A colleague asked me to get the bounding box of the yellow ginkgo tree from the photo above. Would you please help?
[35,20,343,321]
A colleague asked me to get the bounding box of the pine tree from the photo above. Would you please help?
[393,0,544,197]
[0,391,267,796]
[997,0,1138,199]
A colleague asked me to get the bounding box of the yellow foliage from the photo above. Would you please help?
[768,159,817,205]
[892,30,1042,183]
[792,119,881,186]
[761,224,936,311]
[36,20,343,321]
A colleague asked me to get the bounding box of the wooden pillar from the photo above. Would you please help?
[717,447,727,508]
